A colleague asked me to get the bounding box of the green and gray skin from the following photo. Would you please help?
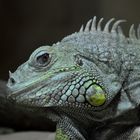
[7,17,140,139]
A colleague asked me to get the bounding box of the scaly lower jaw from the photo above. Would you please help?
[7,65,81,98]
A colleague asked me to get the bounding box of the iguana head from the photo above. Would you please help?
[7,17,138,112]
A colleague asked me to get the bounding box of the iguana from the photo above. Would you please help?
[7,17,140,140]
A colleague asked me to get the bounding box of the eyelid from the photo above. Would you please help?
[29,50,51,67]
[36,51,49,58]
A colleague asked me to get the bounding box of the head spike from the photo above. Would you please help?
[111,20,126,33]
[104,18,115,32]
[117,26,124,36]
[97,18,104,31]
[137,24,140,39]
[84,19,92,32]
[79,25,84,32]
[129,24,137,40]
[117,26,126,41]
[91,16,97,31]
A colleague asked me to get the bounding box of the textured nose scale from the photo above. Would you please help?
[8,70,16,86]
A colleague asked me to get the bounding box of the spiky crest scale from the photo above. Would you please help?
[104,18,115,32]
[91,16,96,31]
[79,16,140,44]
[111,20,126,33]
[84,19,92,32]
[137,24,140,39]
[97,18,103,31]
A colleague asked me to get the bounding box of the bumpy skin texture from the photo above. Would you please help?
[7,17,140,139]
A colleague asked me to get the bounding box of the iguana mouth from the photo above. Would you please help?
[7,65,81,98]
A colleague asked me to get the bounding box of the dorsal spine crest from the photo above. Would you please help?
[79,16,140,44]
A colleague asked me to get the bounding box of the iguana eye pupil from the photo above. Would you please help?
[36,53,50,65]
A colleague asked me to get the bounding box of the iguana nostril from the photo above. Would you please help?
[9,77,16,85]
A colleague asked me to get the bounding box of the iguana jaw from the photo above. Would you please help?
[7,64,107,110]
[7,65,81,99]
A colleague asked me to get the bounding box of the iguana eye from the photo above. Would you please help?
[36,52,50,66]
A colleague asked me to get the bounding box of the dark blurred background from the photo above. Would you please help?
[0,0,140,80]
